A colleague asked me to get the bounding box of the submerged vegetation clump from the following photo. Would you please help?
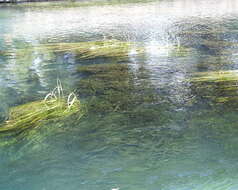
[191,70,238,83]
[78,63,135,112]
[190,70,238,104]
[77,62,160,116]
[0,80,83,134]
[14,40,144,62]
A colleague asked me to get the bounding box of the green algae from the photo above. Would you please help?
[13,40,144,62]
[75,62,185,160]
[169,45,192,57]
[0,83,86,155]
[2,40,191,66]
[0,98,81,134]
[78,63,135,112]
[78,63,130,75]
[77,63,159,113]
[0,80,84,134]
[190,70,238,105]
[196,56,234,71]
[192,70,238,83]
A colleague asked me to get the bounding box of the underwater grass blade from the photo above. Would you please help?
[67,92,78,109]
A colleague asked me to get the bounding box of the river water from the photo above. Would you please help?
[1,0,238,189]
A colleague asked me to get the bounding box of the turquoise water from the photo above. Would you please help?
[1,0,238,189]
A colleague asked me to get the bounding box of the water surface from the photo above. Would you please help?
[1,0,238,189]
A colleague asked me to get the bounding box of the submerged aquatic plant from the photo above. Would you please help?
[14,40,144,62]
[0,79,83,134]
[191,70,238,83]
[77,63,160,115]
[78,63,134,112]
[190,70,238,104]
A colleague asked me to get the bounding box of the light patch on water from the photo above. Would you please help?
[6,0,238,44]
[145,40,172,57]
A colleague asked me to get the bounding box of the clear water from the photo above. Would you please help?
[1,0,238,189]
